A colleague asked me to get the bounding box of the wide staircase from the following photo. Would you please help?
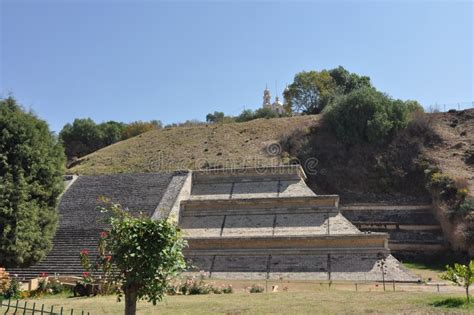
[340,204,448,260]
[9,173,176,280]
[180,166,417,281]
[8,228,101,280]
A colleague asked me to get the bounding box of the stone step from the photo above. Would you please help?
[181,196,340,216]
[192,165,306,184]
[185,253,418,282]
[185,234,389,253]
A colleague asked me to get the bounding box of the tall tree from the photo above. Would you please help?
[99,121,126,146]
[328,66,372,94]
[284,66,373,114]
[206,111,225,124]
[0,97,65,267]
[59,118,104,160]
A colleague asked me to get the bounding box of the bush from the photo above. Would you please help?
[211,287,222,294]
[323,87,411,144]
[179,277,212,295]
[459,198,474,215]
[0,269,9,296]
[249,284,265,293]
[48,280,69,295]
[222,284,233,294]
[425,170,458,202]
[4,278,21,299]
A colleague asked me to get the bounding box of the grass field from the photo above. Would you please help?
[14,290,473,314]
[402,260,446,283]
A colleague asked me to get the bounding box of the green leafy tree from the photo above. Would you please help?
[236,109,255,122]
[0,96,65,267]
[59,118,104,160]
[328,66,372,94]
[99,121,126,146]
[206,111,225,124]
[441,261,474,302]
[100,201,187,315]
[404,100,424,114]
[323,87,410,144]
[284,66,372,114]
[254,107,278,119]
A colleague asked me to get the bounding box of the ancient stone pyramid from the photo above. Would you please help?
[180,165,417,281]
[10,165,417,282]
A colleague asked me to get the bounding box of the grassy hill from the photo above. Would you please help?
[67,110,473,199]
[67,115,320,175]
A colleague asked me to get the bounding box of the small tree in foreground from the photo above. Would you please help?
[100,201,187,315]
[440,261,473,303]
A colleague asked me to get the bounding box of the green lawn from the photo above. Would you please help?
[8,290,472,315]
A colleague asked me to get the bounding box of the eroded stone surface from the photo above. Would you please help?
[180,166,417,282]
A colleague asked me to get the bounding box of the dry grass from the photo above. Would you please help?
[68,116,320,175]
[426,109,474,194]
[19,289,473,314]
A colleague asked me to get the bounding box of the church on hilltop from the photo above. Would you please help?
[261,85,289,115]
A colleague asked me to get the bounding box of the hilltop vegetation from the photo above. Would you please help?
[67,115,319,175]
[67,109,472,200]
[59,119,163,160]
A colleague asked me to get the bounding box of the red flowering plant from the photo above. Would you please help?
[78,231,115,294]
[36,272,49,294]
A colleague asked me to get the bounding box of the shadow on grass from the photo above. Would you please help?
[403,255,464,272]
[431,297,473,309]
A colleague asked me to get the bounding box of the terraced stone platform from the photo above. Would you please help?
[341,204,448,259]
[181,166,417,281]
[9,165,419,282]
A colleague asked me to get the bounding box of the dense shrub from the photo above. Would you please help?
[323,87,414,144]
[169,277,233,296]
[0,270,9,296]
[3,278,21,299]
[235,107,282,123]
[221,284,233,294]
[121,120,161,139]
[176,277,224,295]
[48,280,68,295]
[249,284,265,293]
[459,197,474,216]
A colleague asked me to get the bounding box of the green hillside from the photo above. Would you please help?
[67,115,320,175]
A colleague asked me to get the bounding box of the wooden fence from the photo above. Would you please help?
[0,299,89,315]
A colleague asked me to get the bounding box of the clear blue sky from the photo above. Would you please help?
[1,1,473,132]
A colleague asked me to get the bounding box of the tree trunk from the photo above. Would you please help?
[466,285,470,303]
[125,285,138,315]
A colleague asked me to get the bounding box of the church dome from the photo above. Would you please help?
[272,96,283,106]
